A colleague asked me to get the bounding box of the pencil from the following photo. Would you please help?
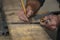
[20,0,26,15]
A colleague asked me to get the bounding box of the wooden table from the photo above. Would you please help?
[1,0,59,40]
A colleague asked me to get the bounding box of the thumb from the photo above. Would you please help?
[26,6,33,17]
[27,9,33,17]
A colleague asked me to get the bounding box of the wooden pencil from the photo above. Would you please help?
[20,0,26,15]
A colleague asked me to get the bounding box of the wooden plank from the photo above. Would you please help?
[3,0,21,11]
[37,0,60,13]
[2,0,59,40]
[3,0,26,12]
[3,0,60,23]
[4,10,48,23]
[8,24,51,40]
[5,11,21,23]
[0,36,11,40]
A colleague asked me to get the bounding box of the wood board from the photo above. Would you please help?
[8,24,51,40]
[1,0,59,40]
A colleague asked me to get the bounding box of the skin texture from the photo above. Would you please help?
[17,0,41,22]
[40,14,60,31]
[26,0,41,12]
[18,6,33,22]
[18,0,60,31]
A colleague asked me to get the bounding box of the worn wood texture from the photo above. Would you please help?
[0,36,10,40]
[8,24,51,40]
[0,0,59,40]
[3,0,20,11]
[3,0,60,23]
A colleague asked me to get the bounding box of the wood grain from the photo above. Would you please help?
[1,0,59,40]
[8,24,51,40]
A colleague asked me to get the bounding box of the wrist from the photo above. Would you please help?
[26,0,40,13]
[27,6,34,13]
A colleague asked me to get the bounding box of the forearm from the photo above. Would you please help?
[26,0,41,13]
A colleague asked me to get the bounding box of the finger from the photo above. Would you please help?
[17,10,29,22]
[27,9,33,17]
[26,6,33,17]
[19,16,29,22]
[22,14,29,22]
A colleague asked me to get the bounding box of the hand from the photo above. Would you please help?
[17,6,33,22]
[40,15,58,31]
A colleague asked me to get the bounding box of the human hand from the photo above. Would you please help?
[40,15,58,31]
[17,6,33,22]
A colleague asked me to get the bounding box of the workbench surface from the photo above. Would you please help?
[0,0,59,40]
